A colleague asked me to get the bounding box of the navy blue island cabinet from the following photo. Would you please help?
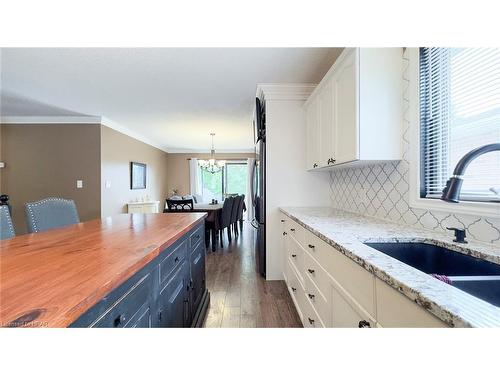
[70,223,209,328]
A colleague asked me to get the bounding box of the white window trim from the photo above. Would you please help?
[407,48,500,219]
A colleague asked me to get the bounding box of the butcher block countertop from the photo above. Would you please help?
[0,213,206,328]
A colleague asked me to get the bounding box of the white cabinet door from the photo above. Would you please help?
[333,49,358,165]
[305,98,321,170]
[332,287,373,328]
[319,80,335,168]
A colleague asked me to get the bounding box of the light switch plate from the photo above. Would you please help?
[76,180,83,189]
[105,180,111,189]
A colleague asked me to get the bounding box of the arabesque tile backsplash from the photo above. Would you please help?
[328,49,500,245]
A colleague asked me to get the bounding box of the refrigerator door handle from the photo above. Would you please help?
[250,158,257,204]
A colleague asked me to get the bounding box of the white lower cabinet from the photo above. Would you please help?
[281,215,450,328]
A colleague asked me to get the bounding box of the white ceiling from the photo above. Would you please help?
[0,48,342,152]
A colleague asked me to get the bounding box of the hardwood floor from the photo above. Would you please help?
[203,222,302,328]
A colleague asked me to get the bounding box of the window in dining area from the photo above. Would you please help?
[199,160,248,201]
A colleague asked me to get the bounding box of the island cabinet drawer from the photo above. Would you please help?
[91,273,153,328]
[304,230,376,318]
[159,239,188,285]
[375,279,448,328]
[189,225,204,250]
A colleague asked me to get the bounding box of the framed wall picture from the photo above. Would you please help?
[130,162,147,189]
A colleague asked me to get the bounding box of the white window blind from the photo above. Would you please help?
[419,47,500,202]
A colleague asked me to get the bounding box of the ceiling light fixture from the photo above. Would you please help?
[198,133,225,173]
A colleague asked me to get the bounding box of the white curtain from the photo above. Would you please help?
[189,158,202,201]
[246,157,255,221]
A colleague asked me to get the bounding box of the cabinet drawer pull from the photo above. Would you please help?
[283,231,287,236]
[313,163,318,168]
[290,228,295,232]
[174,256,180,263]
[327,158,336,165]
[113,314,126,327]
[358,320,371,328]
[280,219,285,223]
[307,268,315,274]
[291,287,297,292]
[308,244,315,249]
[308,293,315,300]
[291,254,297,258]
[308,317,315,325]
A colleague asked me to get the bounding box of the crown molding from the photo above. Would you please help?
[0,115,170,153]
[0,115,102,124]
[256,83,317,101]
[166,148,255,154]
[99,117,168,153]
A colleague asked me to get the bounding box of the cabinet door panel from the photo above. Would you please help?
[334,50,358,164]
[332,287,373,328]
[305,99,321,170]
[125,304,151,328]
[158,262,190,327]
[319,80,335,168]
[190,242,206,316]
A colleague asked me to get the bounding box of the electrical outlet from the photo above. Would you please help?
[76,180,83,189]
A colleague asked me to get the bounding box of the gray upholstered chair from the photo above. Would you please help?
[0,205,15,240]
[25,197,80,233]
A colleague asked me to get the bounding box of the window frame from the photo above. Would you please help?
[407,48,499,218]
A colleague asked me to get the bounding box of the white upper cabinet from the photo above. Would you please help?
[304,48,402,171]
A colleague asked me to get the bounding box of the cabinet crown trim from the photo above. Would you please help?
[256,84,317,101]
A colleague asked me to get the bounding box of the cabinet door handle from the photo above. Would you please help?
[280,219,285,223]
[291,287,297,292]
[290,228,295,232]
[174,256,179,263]
[358,320,371,328]
[307,268,315,274]
[113,314,126,327]
[158,310,163,322]
[308,244,315,249]
[308,293,315,300]
[283,231,287,236]
[308,317,315,325]
[291,254,297,258]
[327,158,337,165]
[313,163,318,168]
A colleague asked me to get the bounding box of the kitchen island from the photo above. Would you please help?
[0,213,209,328]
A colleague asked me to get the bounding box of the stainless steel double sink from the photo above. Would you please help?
[364,242,500,307]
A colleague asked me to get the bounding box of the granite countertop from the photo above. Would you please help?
[279,206,500,327]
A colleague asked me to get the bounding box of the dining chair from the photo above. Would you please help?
[237,194,246,232]
[218,196,234,247]
[0,205,15,240]
[230,195,240,236]
[164,198,194,212]
[25,197,80,233]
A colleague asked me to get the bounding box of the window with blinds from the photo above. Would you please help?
[419,47,500,202]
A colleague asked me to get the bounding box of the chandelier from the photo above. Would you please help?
[198,133,225,173]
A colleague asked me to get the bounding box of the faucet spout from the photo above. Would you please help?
[441,143,500,203]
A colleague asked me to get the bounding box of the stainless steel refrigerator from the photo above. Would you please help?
[251,97,266,277]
